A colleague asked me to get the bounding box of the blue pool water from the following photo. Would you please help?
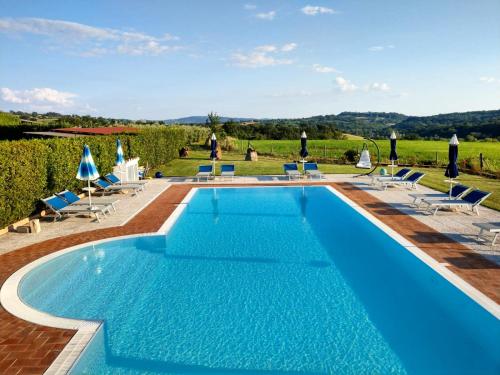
[20,187,499,374]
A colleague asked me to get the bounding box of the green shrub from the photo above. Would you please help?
[0,126,199,228]
[0,112,20,126]
[0,140,49,227]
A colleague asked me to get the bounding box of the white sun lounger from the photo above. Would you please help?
[220,164,235,180]
[196,165,214,182]
[371,168,412,185]
[473,222,500,246]
[421,189,492,216]
[93,178,143,195]
[304,163,324,179]
[409,184,470,206]
[380,172,425,190]
[284,163,301,180]
[42,195,111,222]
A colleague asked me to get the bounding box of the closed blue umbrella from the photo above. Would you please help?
[115,139,125,166]
[445,134,459,198]
[210,133,217,174]
[210,133,217,160]
[389,131,398,177]
[300,131,308,173]
[76,144,100,208]
[300,131,308,159]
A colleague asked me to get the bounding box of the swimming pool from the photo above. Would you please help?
[18,186,499,374]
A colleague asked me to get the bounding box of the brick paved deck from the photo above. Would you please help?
[0,183,498,374]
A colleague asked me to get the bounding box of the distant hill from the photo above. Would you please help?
[164,116,257,124]
[394,110,500,139]
[163,110,500,140]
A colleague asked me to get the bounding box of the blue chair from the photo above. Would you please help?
[105,173,147,187]
[93,178,143,195]
[410,184,471,206]
[284,163,301,180]
[422,189,492,216]
[56,190,119,212]
[221,164,235,180]
[380,172,425,190]
[42,195,110,222]
[196,165,213,182]
[372,168,413,185]
[304,163,324,179]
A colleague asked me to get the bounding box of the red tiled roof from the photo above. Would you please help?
[54,127,139,135]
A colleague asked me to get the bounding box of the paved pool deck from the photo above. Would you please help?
[0,175,498,374]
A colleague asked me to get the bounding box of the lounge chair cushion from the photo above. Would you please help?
[57,190,81,204]
[284,163,299,172]
[304,163,318,171]
[462,190,490,205]
[198,165,213,173]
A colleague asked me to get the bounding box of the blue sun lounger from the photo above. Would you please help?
[409,184,471,206]
[380,172,425,190]
[371,168,412,185]
[284,163,301,180]
[422,189,492,216]
[304,163,324,179]
[104,173,147,187]
[196,165,214,181]
[42,195,111,222]
[56,190,119,212]
[93,178,143,195]
[221,164,235,180]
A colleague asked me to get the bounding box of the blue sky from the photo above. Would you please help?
[0,0,499,119]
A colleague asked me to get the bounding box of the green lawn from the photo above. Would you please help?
[158,150,500,211]
[234,139,499,173]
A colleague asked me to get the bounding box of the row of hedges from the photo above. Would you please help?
[0,126,208,228]
[0,122,72,140]
[0,112,21,126]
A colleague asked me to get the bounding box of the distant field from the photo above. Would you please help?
[159,150,500,211]
[236,139,499,172]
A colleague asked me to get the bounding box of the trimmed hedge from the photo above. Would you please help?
[0,126,207,228]
[0,112,21,126]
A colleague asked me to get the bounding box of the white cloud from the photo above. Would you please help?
[479,76,500,84]
[256,11,276,20]
[231,52,292,68]
[244,4,257,10]
[1,87,77,106]
[301,5,336,16]
[368,45,395,52]
[0,17,181,56]
[312,63,338,73]
[366,82,391,92]
[335,77,357,92]
[255,45,277,52]
[281,43,297,52]
[231,43,297,68]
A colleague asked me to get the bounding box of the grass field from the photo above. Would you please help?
[233,139,499,172]
[158,149,500,211]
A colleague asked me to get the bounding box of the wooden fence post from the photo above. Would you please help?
[480,153,483,170]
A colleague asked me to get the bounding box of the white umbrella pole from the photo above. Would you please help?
[391,160,394,178]
[449,179,453,199]
[87,179,92,209]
